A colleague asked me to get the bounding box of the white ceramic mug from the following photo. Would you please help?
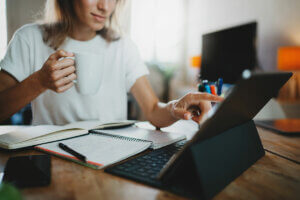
[73,52,103,95]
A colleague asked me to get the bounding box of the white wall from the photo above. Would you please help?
[6,0,300,80]
[185,0,300,76]
[0,1,7,59]
[6,0,46,41]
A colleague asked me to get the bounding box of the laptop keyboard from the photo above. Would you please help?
[105,140,186,186]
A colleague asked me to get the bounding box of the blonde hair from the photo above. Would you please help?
[42,0,123,49]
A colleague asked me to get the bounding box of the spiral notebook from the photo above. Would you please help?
[36,126,186,169]
[36,133,152,169]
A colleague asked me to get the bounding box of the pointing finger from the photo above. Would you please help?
[187,92,224,104]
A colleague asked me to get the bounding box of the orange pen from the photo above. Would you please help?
[210,85,217,95]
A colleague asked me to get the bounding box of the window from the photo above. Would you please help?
[130,0,185,67]
[0,0,7,60]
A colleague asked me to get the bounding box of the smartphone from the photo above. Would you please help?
[3,155,51,188]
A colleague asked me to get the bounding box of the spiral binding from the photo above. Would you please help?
[90,130,151,143]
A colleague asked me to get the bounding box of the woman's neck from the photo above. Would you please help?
[70,22,97,41]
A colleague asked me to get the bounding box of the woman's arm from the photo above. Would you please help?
[0,70,45,122]
[130,75,175,127]
[0,50,76,122]
[131,76,223,128]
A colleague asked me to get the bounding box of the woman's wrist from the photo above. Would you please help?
[31,70,47,94]
[166,100,179,121]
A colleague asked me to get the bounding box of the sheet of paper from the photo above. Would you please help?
[136,120,199,140]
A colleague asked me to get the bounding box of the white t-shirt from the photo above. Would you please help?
[0,24,149,125]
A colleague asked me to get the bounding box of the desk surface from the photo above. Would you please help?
[0,121,300,200]
[257,127,300,163]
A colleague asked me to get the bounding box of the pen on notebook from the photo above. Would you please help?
[58,143,87,163]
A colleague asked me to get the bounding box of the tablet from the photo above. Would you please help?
[255,119,300,136]
[159,71,292,179]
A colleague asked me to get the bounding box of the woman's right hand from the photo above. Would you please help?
[37,50,77,93]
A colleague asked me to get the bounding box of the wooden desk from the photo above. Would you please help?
[0,121,299,200]
[257,127,300,163]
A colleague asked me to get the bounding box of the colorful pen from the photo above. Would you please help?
[217,78,223,96]
[198,83,205,92]
[210,85,217,95]
[202,80,211,94]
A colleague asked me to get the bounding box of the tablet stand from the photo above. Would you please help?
[163,120,265,199]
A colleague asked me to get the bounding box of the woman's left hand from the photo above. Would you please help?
[168,92,224,124]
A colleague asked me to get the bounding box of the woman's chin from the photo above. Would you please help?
[91,23,105,32]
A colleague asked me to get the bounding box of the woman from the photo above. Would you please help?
[0,0,222,127]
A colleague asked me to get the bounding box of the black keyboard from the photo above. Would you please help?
[105,140,186,187]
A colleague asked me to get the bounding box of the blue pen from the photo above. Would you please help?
[204,84,211,94]
[217,78,223,96]
[202,80,211,94]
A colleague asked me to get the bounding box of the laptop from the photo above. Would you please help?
[105,71,292,199]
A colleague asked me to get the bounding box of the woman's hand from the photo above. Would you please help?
[168,92,224,124]
[37,50,77,93]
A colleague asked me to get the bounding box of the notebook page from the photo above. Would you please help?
[0,126,29,136]
[63,120,101,130]
[0,125,66,145]
[12,129,88,149]
[37,134,152,168]
[100,126,186,149]
[63,120,135,130]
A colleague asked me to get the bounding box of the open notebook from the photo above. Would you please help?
[0,120,136,150]
[36,126,186,169]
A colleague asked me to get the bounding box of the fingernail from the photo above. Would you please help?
[184,113,191,120]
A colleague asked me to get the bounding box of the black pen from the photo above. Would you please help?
[58,142,87,163]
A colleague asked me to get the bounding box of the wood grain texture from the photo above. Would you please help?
[0,150,299,200]
[257,127,300,163]
[214,152,300,200]
[0,122,299,200]
[0,150,185,200]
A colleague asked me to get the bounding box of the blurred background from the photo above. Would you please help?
[0,0,299,124]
